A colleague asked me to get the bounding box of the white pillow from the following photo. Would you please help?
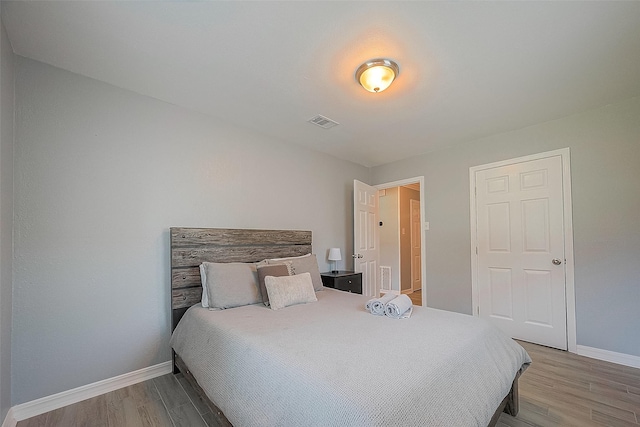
[265,272,317,310]
[268,253,311,262]
[199,263,210,308]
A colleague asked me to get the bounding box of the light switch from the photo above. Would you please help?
[402,228,406,235]
[425,222,430,230]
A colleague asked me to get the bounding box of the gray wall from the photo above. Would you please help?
[0,11,15,422]
[12,56,370,404]
[372,96,640,357]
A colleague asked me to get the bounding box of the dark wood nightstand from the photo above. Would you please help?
[320,271,362,294]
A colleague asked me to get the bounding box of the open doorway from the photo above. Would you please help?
[376,178,425,306]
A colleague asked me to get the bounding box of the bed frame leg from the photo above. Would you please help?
[172,350,180,374]
[504,376,519,416]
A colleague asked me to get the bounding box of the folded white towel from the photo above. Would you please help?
[366,293,397,315]
[365,299,375,312]
[385,294,413,319]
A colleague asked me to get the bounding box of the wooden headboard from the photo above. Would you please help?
[170,227,312,331]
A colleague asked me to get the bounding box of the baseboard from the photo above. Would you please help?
[1,408,16,427]
[11,361,172,421]
[577,345,640,369]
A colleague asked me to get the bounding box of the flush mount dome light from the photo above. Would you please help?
[355,58,399,93]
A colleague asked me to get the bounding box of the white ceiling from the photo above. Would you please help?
[3,1,640,167]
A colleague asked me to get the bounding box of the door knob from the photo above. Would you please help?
[552,259,562,265]
[352,254,363,259]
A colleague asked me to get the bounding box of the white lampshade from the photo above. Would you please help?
[328,248,342,261]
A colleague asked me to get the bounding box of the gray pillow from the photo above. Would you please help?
[267,254,323,291]
[200,262,261,310]
[265,273,317,310]
[256,263,292,306]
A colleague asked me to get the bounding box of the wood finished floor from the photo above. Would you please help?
[18,341,640,427]
[408,289,422,306]
[17,373,230,427]
[498,341,640,427]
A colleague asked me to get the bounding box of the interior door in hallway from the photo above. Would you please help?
[353,180,379,297]
[475,155,567,350]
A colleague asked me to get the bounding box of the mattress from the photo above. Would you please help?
[171,288,531,427]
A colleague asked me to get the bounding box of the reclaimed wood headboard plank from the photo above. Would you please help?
[171,228,311,247]
[172,287,203,310]
[171,245,312,268]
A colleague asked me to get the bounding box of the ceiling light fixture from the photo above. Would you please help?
[355,58,399,93]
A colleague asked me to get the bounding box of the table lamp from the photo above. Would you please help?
[328,248,342,273]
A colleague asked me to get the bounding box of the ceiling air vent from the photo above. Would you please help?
[308,114,339,129]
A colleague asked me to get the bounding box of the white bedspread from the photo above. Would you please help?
[171,288,530,427]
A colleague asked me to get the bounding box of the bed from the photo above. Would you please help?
[169,227,530,427]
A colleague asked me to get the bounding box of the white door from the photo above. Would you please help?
[475,155,567,350]
[410,199,422,292]
[353,180,379,297]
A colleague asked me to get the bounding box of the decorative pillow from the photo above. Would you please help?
[256,263,292,306]
[267,253,323,291]
[265,273,317,310]
[200,262,261,310]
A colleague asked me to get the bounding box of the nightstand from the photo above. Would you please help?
[320,271,362,294]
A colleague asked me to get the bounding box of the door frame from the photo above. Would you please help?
[410,198,422,292]
[375,176,426,307]
[469,148,576,353]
